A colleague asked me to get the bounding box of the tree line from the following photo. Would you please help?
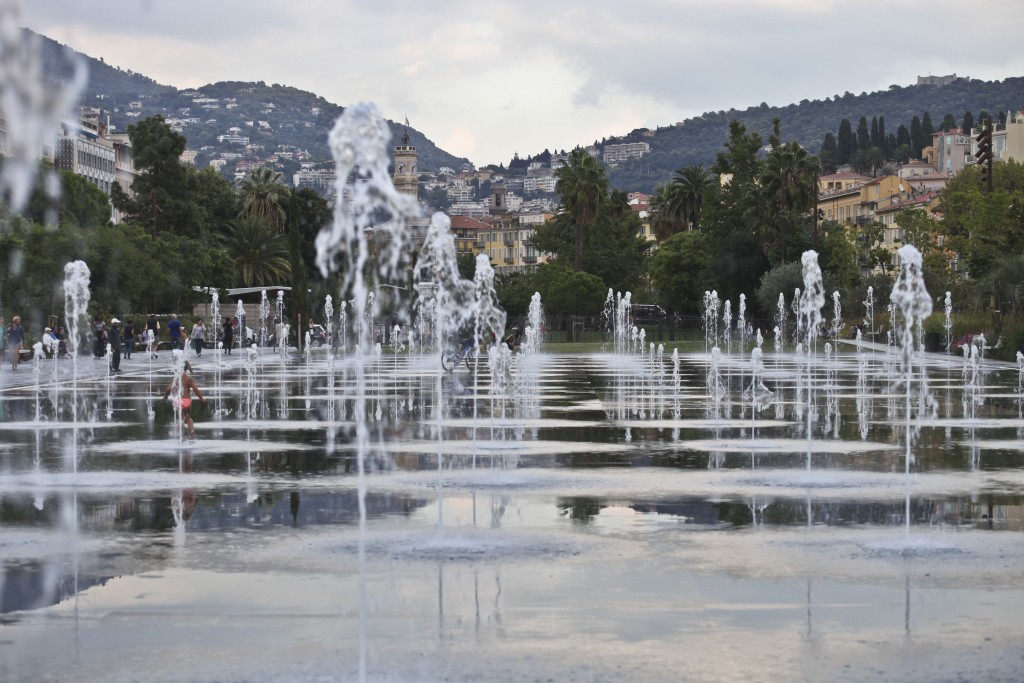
[512,115,1024,357]
[817,108,1007,175]
[0,115,332,338]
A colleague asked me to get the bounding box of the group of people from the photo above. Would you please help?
[86,314,245,370]
[168,315,239,356]
[91,314,163,372]
[0,311,248,372]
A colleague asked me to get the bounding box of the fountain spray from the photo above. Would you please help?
[314,103,421,683]
[799,252,825,470]
[890,244,934,534]
[62,261,90,476]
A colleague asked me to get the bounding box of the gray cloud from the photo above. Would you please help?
[22,0,1024,164]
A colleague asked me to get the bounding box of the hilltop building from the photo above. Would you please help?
[916,74,959,86]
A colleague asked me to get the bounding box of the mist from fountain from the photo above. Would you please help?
[311,102,424,683]
[613,291,633,353]
[62,260,90,475]
[775,293,786,352]
[0,1,86,213]
[703,290,720,352]
[798,252,825,470]
[944,291,953,353]
[742,334,772,446]
[722,299,733,355]
[830,291,842,340]
[737,293,746,353]
[890,244,935,534]
[855,328,870,440]
[259,289,270,353]
[863,285,875,344]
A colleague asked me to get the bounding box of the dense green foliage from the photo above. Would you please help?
[605,78,1024,193]
[0,117,335,343]
[502,167,651,316]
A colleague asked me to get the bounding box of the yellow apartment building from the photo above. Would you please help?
[818,172,871,224]
[873,190,944,267]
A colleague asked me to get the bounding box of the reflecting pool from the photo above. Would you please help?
[1,347,1024,682]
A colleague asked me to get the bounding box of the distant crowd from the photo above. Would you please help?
[0,313,245,373]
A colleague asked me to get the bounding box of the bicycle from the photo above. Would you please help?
[440,339,474,372]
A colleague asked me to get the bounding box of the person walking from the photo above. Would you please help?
[167,314,182,350]
[222,317,234,355]
[146,314,160,358]
[123,318,135,360]
[162,360,207,440]
[191,318,206,356]
[7,316,24,370]
[108,318,122,373]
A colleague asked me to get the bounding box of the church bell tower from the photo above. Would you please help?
[393,120,418,197]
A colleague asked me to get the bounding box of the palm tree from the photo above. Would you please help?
[672,165,715,231]
[222,217,292,287]
[555,149,609,270]
[762,143,820,263]
[650,182,686,240]
[238,167,287,231]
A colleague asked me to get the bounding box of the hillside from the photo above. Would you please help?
[36,30,471,179]
[603,77,1024,193]
[38,27,1024,196]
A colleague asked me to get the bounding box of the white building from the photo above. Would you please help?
[602,142,650,165]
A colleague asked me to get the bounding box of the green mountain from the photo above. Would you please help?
[36,30,471,179]
[602,77,1024,193]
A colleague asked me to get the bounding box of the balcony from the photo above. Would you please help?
[504,240,514,247]
[504,257,515,264]
[522,255,538,264]
[474,241,486,248]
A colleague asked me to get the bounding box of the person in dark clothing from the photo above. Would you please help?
[222,317,234,354]
[167,314,182,350]
[123,318,135,360]
[108,318,122,372]
[93,316,106,359]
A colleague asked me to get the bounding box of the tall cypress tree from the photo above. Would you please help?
[897,125,912,162]
[857,116,870,150]
[941,113,957,131]
[870,117,881,148]
[962,111,975,133]
[837,119,854,165]
[921,112,934,148]
[819,133,838,173]
[910,116,923,157]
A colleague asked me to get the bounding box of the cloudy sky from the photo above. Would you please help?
[22,0,1024,166]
